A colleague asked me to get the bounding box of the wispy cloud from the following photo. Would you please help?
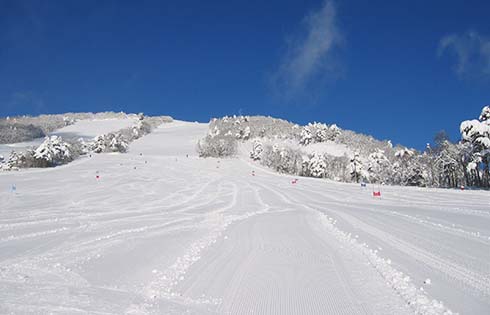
[271,0,343,100]
[438,30,490,79]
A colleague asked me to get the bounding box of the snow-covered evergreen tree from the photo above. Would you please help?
[479,105,490,123]
[367,149,391,184]
[328,124,341,140]
[33,136,73,167]
[306,152,327,178]
[0,151,25,170]
[250,139,263,161]
[261,144,302,174]
[92,135,107,153]
[392,148,428,186]
[109,133,129,153]
[460,106,490,187]
[349,153,367,183]
[299,126,313,145]
[243,126,251,140]
[236,126,251,140]
[299,122,341,145]
[197,135,237,158]
[434,141,464,187]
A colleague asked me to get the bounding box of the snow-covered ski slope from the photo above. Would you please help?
[1,121,489,314]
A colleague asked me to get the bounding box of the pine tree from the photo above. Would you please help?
[299,127,313,145]
[33,136,73,167]
[250,139,263,161]
[460,106,490,187]
[349,153,366,183]
[367,149,391,184]
[307,152,327,178]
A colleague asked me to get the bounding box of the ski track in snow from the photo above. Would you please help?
[0,120,489,314]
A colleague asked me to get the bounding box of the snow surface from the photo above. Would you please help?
[0,118,138,157]
[1,120,489,314]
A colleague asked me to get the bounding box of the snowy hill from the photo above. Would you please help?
[0,119,489,314]
[0,114,139,158]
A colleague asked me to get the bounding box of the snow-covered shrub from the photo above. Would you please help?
[197,135,237,158]
[250,139,263,161]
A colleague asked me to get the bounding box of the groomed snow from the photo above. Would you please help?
[0,121,489,314]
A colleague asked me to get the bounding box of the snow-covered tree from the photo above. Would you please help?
[299,123,341,145]
[250,139,263,161]
[0,151,26,170]
[90,132,129,154]
[367,149,391,184]
[392,148,428,186]
[261,144,302,174]
[349,153,367,183]
[434,141,464,188]
[328,124,341,139]
[236,126,251,140]
[197,135,237,158]
[109,133,129,153]
[312,123,329,142]
[479,105,490,123]
[305,152,327,178]
[299,126,313,145]
[460,106,490,187]
[243,126,251,140]
[33,136,73,167]
[92,135,107,153]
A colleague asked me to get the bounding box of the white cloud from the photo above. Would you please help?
[438,31,490,79]
[271,1,343,99]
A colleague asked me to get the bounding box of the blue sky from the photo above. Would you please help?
[1,0,490,149]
